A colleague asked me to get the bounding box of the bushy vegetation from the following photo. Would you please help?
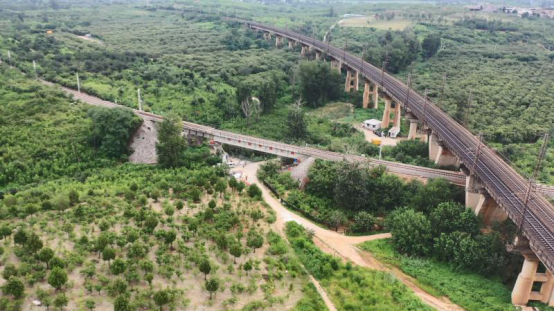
[360,239,517,311]
[260,159,463,234]
[0,68,139,192]
[0,158,326,310]
[285,221,431,311]
[386,202,518,277]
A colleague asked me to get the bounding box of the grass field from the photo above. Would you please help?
[359,239,517,311]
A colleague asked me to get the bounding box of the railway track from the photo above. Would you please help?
[242,20,554,271]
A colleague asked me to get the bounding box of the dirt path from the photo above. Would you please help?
[238,162,464,311]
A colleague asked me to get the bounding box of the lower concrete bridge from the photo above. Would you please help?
[44,80,467,186]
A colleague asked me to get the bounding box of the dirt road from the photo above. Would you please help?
[238,162,463,311]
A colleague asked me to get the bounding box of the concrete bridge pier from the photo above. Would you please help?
[288,40,294,49]
[331,59,342,73]
[344,69,359,93]
[464,175,508,225]
[429,132,459,167]
[363,80,371,109]
[381,97,401,129]
[301,45,308,56]
[512,251,554,307]
[275,35,283,47]
[408,119,418,140]
[373,84,379,109]
[382,96,392,127]
[315,51,322,60]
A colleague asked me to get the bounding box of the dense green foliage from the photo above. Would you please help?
[361,239,517,311]
[261,159,463,233]
[155,113,187,168]
[88,106,142,159]
[285,221,431,311]
[385,201,521,282]
[0,68,122,191]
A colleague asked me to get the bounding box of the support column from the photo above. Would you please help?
[301,45,307,56]
[315,51,321,61]
[344,69,359,93]
[275,36,282,47]
[408,120,418,140]
[331,59,342,73]
[373,84,379,109]
[429,132,459,167]
[363,80,370,109]
[382,97,392,128]
[512,256,540,306]
[345,69,353,93]
[353,71,359,91]
[288,40,294,49]
[392,102,401,128]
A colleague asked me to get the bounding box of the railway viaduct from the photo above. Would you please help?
[42,19,554,306]
[240,20,554,307]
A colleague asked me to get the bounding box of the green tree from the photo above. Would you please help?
[53,293,68,310]
[298,61,342,108]
[246,230,264,252]
[113,295,130,311]
[155,113,187,168]
[154,290,170,310]
[387,208,433,256]
[243,260,253,275]
[37,247,55,269]
[144,215,158,233]
[0,225,12,241]
[25,232,43,254]
[199,258,211,280]
[422,34,441,59]
[287,98,308,140]
[3,276,24,298]
[88,106,141,158]
[205,277,219,299]
[352,211,376,233]
[102,247,116,267]
[247,184,262,199]
[110,258,126,275]
[48,267,68,290]
[85,299,96,311]
[329,210,347,231]
[230,243,242,264]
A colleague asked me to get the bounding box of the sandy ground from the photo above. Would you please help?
[356,125,400,146]
[234,162,464,311]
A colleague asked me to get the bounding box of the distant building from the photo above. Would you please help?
[362,119,381,131]
[388,127,400,138]
[85,34,92,38]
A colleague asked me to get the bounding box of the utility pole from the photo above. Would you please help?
[470,132,483,175]
[438,73,447,107]
[343,40,347,63]
[380,51,389,87]
[405,73,412,108]
[465,89,472,127]
[520,133,550,230]
[423,88,429,124]
[361,47,365,74]
[379,132,384,160]
[76,73,81,93]
[137,88,142,111]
